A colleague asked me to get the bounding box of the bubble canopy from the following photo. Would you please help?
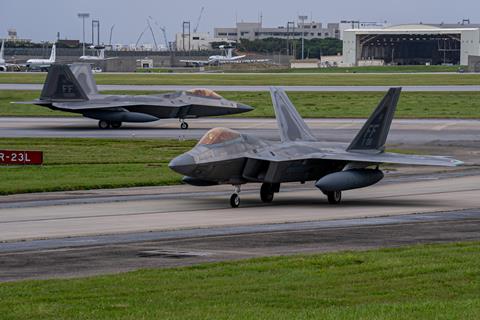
[186,88,223,99]
[197,127,241,145]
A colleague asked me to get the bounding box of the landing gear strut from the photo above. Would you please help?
[326,191,342,205]
[180,119,189,130]
[230,185,241,208]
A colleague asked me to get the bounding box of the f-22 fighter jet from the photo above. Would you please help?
[17,63,253,129]
[169,87,463,207]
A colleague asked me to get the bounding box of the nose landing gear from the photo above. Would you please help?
[230,185,241,208]
[180,119,189,130]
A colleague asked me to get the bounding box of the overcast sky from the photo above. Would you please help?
[1,0,478,45]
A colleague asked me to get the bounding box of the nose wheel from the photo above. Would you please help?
[180,119,189,130]
[230,185,241,208]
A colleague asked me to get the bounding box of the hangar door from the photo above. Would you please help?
[358,33,461,65]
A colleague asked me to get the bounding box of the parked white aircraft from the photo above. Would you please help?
[26,44,56,71]
[181,45,247,66]
[79,47,115,61]
[0,40,6,71]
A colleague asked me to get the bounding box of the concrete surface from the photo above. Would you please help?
[2,83,480,92]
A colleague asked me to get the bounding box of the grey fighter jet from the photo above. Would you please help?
[17,63,253,129]
[169,87,463,208]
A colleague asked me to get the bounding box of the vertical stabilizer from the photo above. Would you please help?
[226,48,233,59]
[347,88,402,152]
[0,40,4,60]
[49,44,56,62]
[270,87,316,142]
[69,63,99,96]
[40,64,89,101]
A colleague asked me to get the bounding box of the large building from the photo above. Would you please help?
[214,21,341,42]
[343,24,480,66]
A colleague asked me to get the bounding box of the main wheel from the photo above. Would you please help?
[327,191,342,205]
[111,121,122,129]
[98,120,110,129]
[230,193,240,208]
[180,122,189,130]
[260,183,274,203]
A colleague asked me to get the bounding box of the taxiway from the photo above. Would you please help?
[2,84,480,92]
[0,117,479,143]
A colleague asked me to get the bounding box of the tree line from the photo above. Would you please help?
[233,38,343,58]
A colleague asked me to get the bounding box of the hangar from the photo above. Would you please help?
[343,24,480,66]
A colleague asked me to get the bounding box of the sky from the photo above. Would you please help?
[1,0,479,45]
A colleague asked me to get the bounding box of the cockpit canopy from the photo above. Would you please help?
[197,127,241,146]
[186,88,223,99]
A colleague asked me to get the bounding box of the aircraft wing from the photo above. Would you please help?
[247,150,463,167]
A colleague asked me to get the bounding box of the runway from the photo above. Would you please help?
[2,83,480,92]
[1,117,479,143]
[0,172,479,243]
[0,171,479,281]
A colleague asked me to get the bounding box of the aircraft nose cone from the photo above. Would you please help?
[236,103,254,113]
[168,153,196,175]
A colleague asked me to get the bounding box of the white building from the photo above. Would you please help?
[214,21,341,42]
[343,24,480,66]
[338,21,390,40]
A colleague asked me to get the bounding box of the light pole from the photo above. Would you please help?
[298,15,308,60]
[77,13,90,56]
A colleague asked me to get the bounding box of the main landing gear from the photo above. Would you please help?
[180,119,189,130]
[98,120,122,129]
[325,190,342,205]
[260,183,280,203]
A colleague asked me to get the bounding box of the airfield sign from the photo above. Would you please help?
[0,150,43,165]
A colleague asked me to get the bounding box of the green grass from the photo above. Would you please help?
[4,90,480,119]
[1,72,480,86]
[137,65,464,74]
[0,138,195,194]
[229,65,466,74]
[1,241,480,319]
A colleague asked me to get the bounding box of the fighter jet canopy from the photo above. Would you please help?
[197,127,241,145]
[187,88,223,99]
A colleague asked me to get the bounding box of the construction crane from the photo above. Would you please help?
[193,7,204,33]
[135,26,149,48]
[148,16,169,50]
[147,19,158,50]
[109,24,115,46]
[159,26,169,51]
